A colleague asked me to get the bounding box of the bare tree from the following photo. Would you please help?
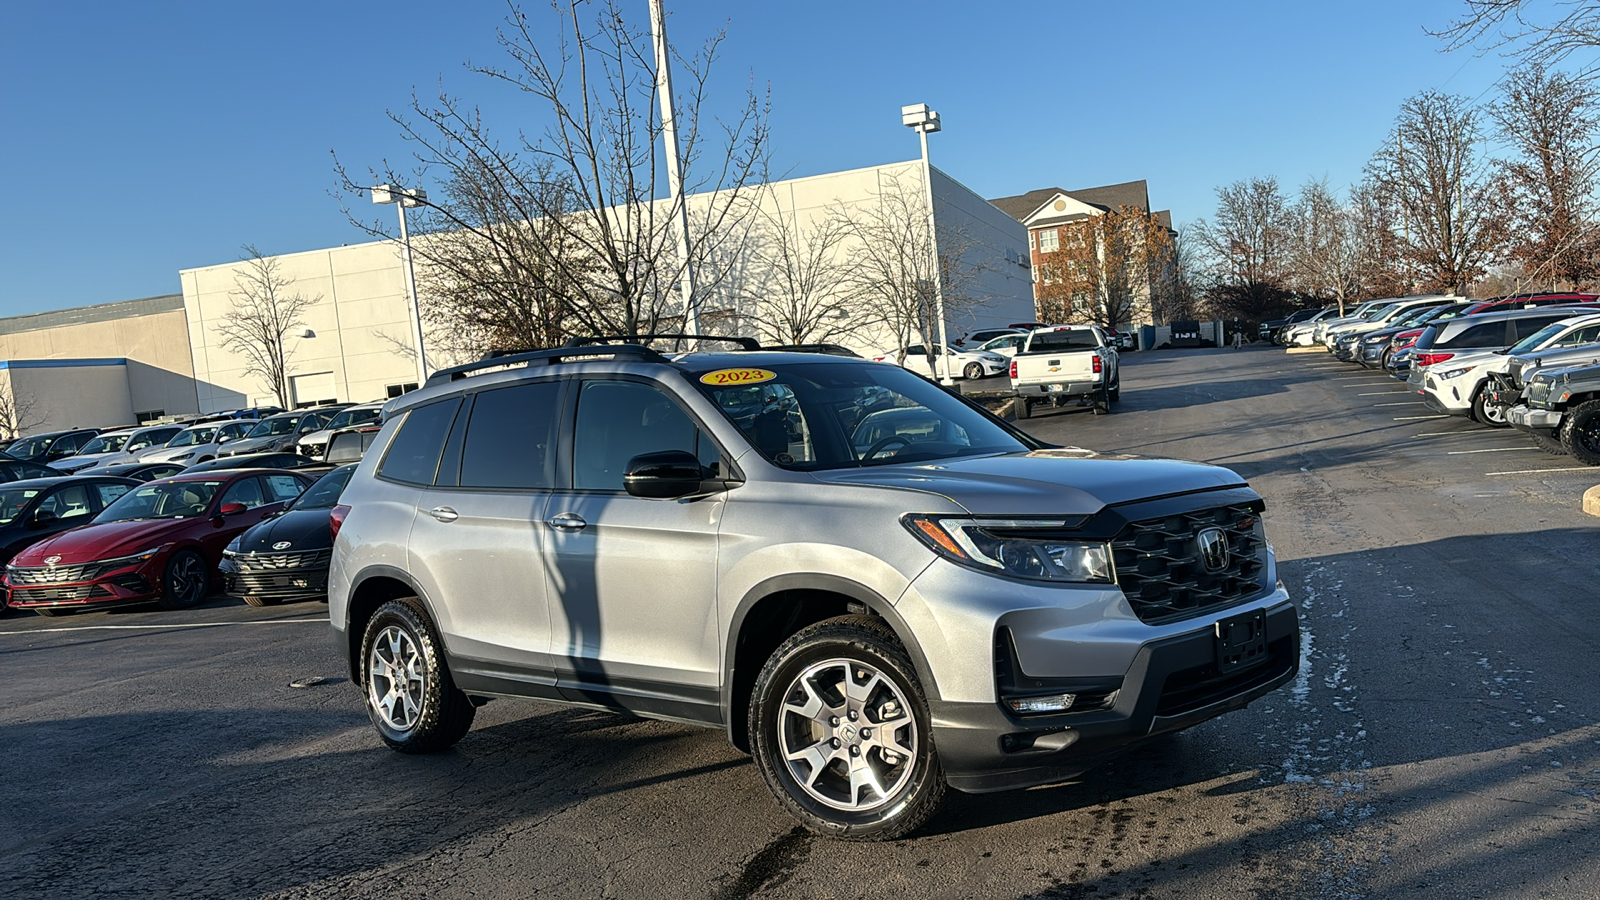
[1347,178,1411,301]
[1151,223,1204,323]
[0,382,45,440]
[1489,64,1600,289]
[1435,2,1600,82]
[1191,177,1295,320]
[836,174,987,369]
[337,0,770,352]
[215,246,318,408]
[1035,206,1174,331]
[742,200,863,345]
[1286,179,1362,315]
[1366,91,1507,295]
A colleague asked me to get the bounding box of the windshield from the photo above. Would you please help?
[6,436,51,459]
[324,408,379,432]
[0,488,42,525]
[127,430,172,452]
[247,416,298,438]
[97,480,224,522]
[1507,322,1568,356]
[1361,303,1399,320]
[697,362,1031,470]
[1393,306,1442,328]
[79,434,131,455]
[291,465,354,510]
[168,427,217,447]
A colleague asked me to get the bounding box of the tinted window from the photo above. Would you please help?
[573,382,717,491]
[220,477,267,509]
[1444,322,1507,349]
[263,474,307,503]
[460,381,560,489]
[1513,316,1566,340]
[95,482,132,507]
[1026,330,1100,352]
[378,399,462,485]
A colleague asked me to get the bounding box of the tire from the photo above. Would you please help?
[1014,398,1031,420]
[157,549,210,610]
[1560,399,1600,465]
[749,615,946,841]
[360,598,476,753]
[1092,389,1111,415]
[1471,386,1511,428]
[1108,381,1121,402]
[963,362,983,380]
[1528,428,1567,456]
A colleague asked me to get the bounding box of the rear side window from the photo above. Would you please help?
[1513,316,1566,339]
[460,381,561,489]
[378,398,463,486]
[1443,321,1507,349]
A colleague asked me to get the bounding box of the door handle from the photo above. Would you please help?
[546,512,587,532]
[426,506,459,523]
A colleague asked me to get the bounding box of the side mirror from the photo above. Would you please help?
[27,510,58,530]
[623,450,714,500]
[219,502,248,516]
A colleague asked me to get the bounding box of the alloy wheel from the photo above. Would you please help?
[171,554,206,603]
[777,657,917,812]
[368,625,426,733]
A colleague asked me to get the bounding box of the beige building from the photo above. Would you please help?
[0,295,200,430]
[179,160,1037,412]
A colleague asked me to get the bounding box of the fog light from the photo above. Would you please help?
[1006,693,1076,714]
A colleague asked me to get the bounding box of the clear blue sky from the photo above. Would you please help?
[0,0,1505,316]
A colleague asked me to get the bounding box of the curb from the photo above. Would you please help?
[1584,485,1600,517]
[1285,346,1325,355]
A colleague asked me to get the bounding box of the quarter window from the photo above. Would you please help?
[460,381,561,489]
[572,381,719,491]
[378,399,463,486]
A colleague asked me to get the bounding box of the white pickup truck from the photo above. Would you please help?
[1009,325,1120,419]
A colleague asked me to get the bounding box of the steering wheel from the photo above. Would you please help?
[862,436,912,460]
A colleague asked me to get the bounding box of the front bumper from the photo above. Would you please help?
[1421,386,1470,417]
[933,599,1299,793]
[3,559,165,611]
[221,554,331,603]
[1506,404,1563,433]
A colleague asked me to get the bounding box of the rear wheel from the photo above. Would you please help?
[1560,400,1600,465]
[749,615,945,840]
[1014,397,1031,419]
[1471,387,1510,428]
[360,598,476,752]
[157,549,209,610]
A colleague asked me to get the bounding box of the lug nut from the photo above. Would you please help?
[848,710,858,721]
[850,746,861,757]
[831,738,841,748]
[860,728,871,739]
[830,716,839,727]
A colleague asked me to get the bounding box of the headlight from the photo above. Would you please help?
[1436,366,1473,379]
[174,452,194,461]
[903,515,1112,583]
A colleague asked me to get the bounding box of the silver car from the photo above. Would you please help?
[329,346,1299,840]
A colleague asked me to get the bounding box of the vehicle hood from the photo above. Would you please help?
[232,508,333,554]
[298,428,336,446]
[50,452,118,470]
[11,518,202,567]
[142,443,215,463]
[1515,345,1600,374]
[806,450,1247,516]
[226,435,286,455]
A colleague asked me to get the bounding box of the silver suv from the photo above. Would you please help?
[329,341,1299,839]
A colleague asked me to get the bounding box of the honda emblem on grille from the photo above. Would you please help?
[44,556,61,566]
[1195,527,1230,573]
[273,542,292,551]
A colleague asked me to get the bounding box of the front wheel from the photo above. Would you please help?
[157,549,209,610]
[1560,400,1600,465]
[1014,397,1031,420]
[963,362,983,380]
[360,598,476,752]
[1472,387,1510,428]
[749,616,946,840]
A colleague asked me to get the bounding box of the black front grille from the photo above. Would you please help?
[230,549,331,573]
[232,572,328,598]
[1111,505,1268,625]
[10,584,111,603]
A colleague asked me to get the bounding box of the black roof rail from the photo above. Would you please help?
[562,333,763,352]
[422,344,670,388]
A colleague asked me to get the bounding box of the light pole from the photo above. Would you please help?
[649,0,697,338]
[901,103,953,385]
[372,184,429,389]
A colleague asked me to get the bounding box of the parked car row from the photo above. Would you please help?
[0,420,383,618]
[1289,293,1600,465]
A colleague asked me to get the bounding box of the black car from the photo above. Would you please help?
[6,429,101,465]
[0,476,139,612]
[220,464,353,606]
[0,459,66,484]
[183,453,330,473]
[92,462,188,482]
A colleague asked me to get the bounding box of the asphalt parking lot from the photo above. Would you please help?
[2,346,1596,900]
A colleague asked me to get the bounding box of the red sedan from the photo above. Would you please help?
[3,469,314,616]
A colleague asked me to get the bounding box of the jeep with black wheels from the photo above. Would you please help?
[1510,359,1600,465]
[329,335,1298,840]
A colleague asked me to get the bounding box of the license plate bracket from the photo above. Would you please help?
[1215,610,1268,673]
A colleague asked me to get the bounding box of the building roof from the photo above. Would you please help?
[989,180,1153,224]
[0,294,184,337]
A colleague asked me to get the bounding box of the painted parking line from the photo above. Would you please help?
[1357,391,1412,395]
[1446,447,1533,455]
[1,617,327,635]
[1374,401,1426,406]
[1414,431,1484,436]
[1394,415,1448,420]
[1486,467,1595,476]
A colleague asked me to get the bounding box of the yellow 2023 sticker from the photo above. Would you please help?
[699,368,777,386]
